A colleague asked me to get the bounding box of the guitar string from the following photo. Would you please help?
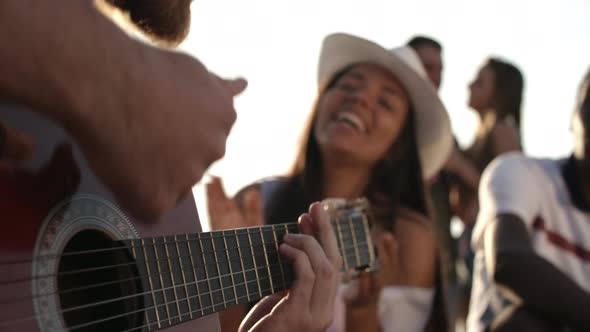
[1,265,285,329]
[71,271,296,332]
[0,241,368,307]
[0,224,299,265]
[0,242,371,329]
[119,263,377,332]
[0,229,362,286]
[0,216,364,266]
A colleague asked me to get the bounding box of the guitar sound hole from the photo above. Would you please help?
[58,231,144,331]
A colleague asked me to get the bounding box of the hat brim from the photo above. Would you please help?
[318,33,453,179]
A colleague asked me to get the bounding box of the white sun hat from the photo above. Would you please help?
[317,33,453,179]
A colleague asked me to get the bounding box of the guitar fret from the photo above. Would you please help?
[259,226,283,293]
[210,232,227,310]
[164,236,183,323]
[260,227,275,293]
[198,233,217,314]
[174,235,194,319]
[363,215,375,264]
[343,214,369,268]
[360,214,375,267]
[131,240,157,329]
[153,237,174,326]
[348,215,361,267]
[334,219,349,271]
[235,229,252,303]
[186,234,205,317]
[145,238,167,328]
[214,232,236,307]
[237,229,258,301]
[246,228,263,298]
[341,218,358,270]
[271,224,287,290]
[170,235,193,321]
[222,231,239,305]
[282,224,297,286]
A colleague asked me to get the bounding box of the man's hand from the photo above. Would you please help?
[239,202,342,332]
[206,176,264,230]
[72,50,247,221]
[0,0,247,222]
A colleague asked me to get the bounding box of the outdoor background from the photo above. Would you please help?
[177,0,590,231]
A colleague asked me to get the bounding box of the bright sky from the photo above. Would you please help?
[179,0,590,231]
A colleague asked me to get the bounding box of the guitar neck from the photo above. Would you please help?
[126,208,374,330]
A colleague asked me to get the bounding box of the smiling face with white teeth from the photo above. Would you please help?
[313,64,411,166]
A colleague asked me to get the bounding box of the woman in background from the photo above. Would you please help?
[207,33,454,331]
[453,57,524,326]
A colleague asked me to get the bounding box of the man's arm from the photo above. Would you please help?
[0,0,140,129]
[0,0,247,221]
[484,213,590,329]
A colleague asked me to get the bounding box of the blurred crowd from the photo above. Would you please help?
[206,34,590,332]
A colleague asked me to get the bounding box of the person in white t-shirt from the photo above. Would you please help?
[466,68,590,332]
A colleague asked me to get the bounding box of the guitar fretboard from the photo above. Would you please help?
[127,210,373,330]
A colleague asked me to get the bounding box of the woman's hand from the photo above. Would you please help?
[206,176,264,230]
[342,232,401,332]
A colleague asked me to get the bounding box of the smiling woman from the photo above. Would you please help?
[206,33,454,332]
[313,64,411,168]
[185,2,590,208]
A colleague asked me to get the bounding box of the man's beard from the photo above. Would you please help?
[107,0,191,46]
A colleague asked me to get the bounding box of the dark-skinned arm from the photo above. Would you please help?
[484,213,590,330]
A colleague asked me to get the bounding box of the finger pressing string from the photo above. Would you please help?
[279,241,314,306]
[298,213,314,236]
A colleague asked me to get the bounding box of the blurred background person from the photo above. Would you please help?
[453,57,524,327]
[466,67,590,332]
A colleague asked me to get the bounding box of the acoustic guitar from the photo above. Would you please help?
[0,105,375,331]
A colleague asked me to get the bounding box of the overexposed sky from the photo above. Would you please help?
[179,0,590,230]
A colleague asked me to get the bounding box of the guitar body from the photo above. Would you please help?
[0,104,220,331]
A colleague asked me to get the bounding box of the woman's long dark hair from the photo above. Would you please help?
[487,58,524,130]
[264,66,448,331]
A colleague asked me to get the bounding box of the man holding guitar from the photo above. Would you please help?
[0,1,342,331]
